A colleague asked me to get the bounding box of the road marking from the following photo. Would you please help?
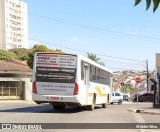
[133,113,146,123]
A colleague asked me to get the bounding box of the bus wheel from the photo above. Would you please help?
[53,105,65,110]
[102,96,108,108]
[88,95,96,111]
[102,103,107,108]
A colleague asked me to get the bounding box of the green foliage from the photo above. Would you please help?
[27,44,62,69]
[9,48,29,61]
[0,49,18,60]
[153,0,160,12]
[134,0,141,6]
[146,0,151,10]
[135,0,160,12]
[87,53,105,66]
[121,84,138,94]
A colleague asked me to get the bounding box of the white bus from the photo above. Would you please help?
[32,52,113,110]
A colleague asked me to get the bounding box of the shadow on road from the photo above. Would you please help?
[0,104,103,113]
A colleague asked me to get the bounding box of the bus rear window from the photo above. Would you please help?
[36,66,76,83]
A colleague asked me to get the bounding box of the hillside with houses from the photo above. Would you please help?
[112,70,156,95]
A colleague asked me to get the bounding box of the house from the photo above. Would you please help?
[0,60,32,101]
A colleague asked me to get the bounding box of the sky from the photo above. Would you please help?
[22,0,160,71]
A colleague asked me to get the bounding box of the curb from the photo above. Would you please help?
[128,108,160,115]
[128,108,144,113]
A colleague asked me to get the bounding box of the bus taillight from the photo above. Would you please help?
[73,83,79,95]
[33,81,37,93]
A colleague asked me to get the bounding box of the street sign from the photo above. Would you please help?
[135,77,141,83]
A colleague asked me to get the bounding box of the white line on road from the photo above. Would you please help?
[133,113,146,123]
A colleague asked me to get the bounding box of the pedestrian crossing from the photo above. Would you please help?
[133,113,146,123]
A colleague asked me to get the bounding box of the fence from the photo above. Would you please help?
[0,86,22,100]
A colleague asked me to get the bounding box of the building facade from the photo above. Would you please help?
[0,0,28,50]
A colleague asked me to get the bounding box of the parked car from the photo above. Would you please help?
[131,94,142,102]
[138,93,154,102]
[110,92,123,105]
[122,93,129,101]
[132,93,153,102]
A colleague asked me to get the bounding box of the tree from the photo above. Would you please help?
[9,48,29,61]
[135,0,160,12]
[87,53,105,66]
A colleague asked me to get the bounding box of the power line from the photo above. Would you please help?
[0,29,149,65]
[29,12,160,42]
[29,12,160,47]
[102,58,145,65]
[0,29,146,62]
[28,36,145,62]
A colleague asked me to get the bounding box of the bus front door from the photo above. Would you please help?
[84,63,89,104]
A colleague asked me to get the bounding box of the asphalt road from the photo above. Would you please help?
[0,101,159,132]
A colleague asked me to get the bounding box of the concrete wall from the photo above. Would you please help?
[23,78,32,101]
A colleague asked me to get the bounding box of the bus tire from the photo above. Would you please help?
[88,94,96,111]
[102,96,108,108]
[102,103,107,108]
[53,105,65,110]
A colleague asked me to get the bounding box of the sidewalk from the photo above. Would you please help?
[128,107,160,115]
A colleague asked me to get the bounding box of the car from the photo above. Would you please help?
[138,93,154,102]
[122,93,129,101]
[131,94,142,102]
[110,92,123,105]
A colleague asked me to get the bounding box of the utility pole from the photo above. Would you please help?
[146,59,149,93]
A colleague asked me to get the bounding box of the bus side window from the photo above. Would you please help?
[92,66,96,82]
[100,69,104,84]
[89,65,92,81]
[103,71,107,85]
[97,68,100,83]
[106,72,110,85]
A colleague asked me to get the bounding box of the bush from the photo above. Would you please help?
[0,49,18,60]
